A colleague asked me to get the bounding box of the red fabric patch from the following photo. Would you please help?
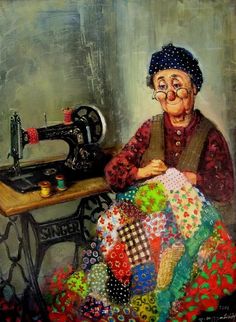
[149,236,161,271]
[105,242,131,285]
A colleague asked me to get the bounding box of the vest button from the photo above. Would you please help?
[175,152,180,157]
[176,130,182,135]
[175,141,181,146]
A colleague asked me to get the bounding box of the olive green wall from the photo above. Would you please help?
[0,0,236,163]
[0,0,235,295]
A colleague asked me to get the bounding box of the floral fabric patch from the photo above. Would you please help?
[79,296,110,320]
[97,204,127,255]
[106,242,131,285]
[142,211,166,240]
[134,182,167,213]
[117,200,147,221]
[66,271,89,299]
[168,182,203,239]
[161,202,183,250]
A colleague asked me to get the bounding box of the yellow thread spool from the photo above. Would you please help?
[39,181,52,198]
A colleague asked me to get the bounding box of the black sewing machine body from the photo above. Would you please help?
[1,105,111,193]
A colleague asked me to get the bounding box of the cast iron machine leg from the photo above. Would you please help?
[19,193,112,320]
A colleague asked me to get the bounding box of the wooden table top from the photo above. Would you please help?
[0,176,110,217]
[0,147,119,217]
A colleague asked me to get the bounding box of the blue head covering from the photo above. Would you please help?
[148,43,203,92]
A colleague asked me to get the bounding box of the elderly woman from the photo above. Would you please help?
[48,45,235,322]
[97,44,235,321]
[105,43,234,205]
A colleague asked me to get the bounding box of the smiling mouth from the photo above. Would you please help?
[166,101,180,105]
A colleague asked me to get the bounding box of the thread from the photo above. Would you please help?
[39,181,52,198]
[56,174,67,191]
[63,108,73,125]
[26,128,39,144]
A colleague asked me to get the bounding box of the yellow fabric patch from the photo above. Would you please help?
[131,291,159,321]
[157,243,185,290]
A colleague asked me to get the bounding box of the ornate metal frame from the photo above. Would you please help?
[0,193,112,320]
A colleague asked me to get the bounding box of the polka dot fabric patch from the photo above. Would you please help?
[81,238,102,271]
[106,268,131,305]
[116,186,138,203]
[146,167,188,192]
[87,263,108,299]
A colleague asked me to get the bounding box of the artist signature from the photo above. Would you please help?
[198,313,236,321]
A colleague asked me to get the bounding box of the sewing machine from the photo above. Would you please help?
[1,105,111,193]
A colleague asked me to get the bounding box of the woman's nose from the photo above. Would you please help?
[167,90,176,101]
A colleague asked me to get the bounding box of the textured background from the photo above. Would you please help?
[0,0,235,163]
[0,0,235,294]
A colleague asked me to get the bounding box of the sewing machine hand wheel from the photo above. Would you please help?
[72,105,106,144]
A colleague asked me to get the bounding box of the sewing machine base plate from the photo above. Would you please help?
[0,160,106,193]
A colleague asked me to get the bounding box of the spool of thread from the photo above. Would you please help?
[56,174,67,191]
[63,108,73,125]
[26,128,39,144]
[39,181,52,198]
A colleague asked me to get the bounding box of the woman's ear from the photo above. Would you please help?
[193,84,198,95]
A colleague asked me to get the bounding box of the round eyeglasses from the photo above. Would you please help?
[152,88,192,101]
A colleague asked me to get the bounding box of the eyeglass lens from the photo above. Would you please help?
[154,88,189,100]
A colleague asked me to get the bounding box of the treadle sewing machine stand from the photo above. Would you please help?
[0,105,115,320]
[0,177,113,321]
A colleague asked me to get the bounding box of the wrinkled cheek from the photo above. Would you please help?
[184,98,195,114]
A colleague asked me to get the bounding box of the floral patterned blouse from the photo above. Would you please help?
[105,110,234,203]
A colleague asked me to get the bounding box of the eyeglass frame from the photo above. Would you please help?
[152,87,193,101]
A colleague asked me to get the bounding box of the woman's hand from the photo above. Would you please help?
[183,171,197,185]
[136,159,167,180]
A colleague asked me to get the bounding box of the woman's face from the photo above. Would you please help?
[152,69,197,118]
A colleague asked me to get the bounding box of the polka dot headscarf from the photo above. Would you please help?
[149,43,203,92]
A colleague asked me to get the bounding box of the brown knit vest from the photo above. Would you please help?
[140,114,215,172]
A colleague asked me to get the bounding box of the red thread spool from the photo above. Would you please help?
[63,108,73,125]
[26,128,39,144]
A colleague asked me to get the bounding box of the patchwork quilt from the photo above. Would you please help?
[46,168,236,321]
